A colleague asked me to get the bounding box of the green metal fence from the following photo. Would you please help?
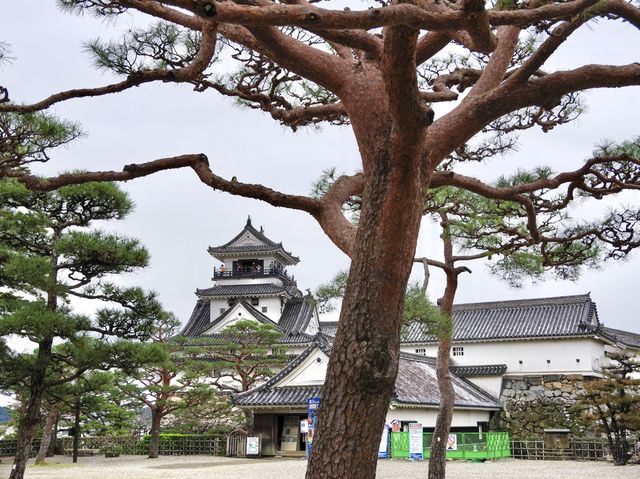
[389,431,511,460]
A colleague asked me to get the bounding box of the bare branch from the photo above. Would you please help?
[462,0,497,54]
[0,23,218,113]
[467,25,520,98]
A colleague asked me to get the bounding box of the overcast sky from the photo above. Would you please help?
[2,3,639,334]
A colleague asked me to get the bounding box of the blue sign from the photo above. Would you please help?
[306,397,320,459]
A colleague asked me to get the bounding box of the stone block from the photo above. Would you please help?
[566,374,583,381]
[561,384,573,392]
[512,381,528,390]
[543,375,561,382]
[527,376,543,386]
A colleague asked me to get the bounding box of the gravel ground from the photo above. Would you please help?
[0,455,638,479]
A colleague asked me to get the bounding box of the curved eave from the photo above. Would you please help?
[390,401,501,411]
[196,291,292,300]
[208,247,300,265]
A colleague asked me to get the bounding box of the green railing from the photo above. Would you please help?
[389,431,511,460]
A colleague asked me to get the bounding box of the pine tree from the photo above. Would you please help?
[116,314,219,459]
[576,353,640,466]
[0,178,165,479]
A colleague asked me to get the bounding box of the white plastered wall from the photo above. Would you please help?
[276,349,329,387]
[209,297,282,324]
[401,337,608,376]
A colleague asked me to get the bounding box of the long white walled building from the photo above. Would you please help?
[181,219,640,453]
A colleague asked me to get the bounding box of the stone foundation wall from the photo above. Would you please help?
[490,374,594,438]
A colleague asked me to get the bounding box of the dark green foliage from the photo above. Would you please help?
[402,283,448,339]
[193,319,287,393]
[575,353,640,465]
[116,314,231,457]
[314,270,348,314]
[313,138,640,289]
[314,275,444,338]
[0,177,168,477]
[0,112,82,171]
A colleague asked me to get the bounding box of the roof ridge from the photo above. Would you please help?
[453,293,592,311]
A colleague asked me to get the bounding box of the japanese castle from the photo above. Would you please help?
[181,218,640,456]
[181,216,320,350]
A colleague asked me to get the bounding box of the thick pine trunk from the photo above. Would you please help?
[306,143,425,476]
[34,403,60,465]
[10,337,53,479]
[148,409,162,459]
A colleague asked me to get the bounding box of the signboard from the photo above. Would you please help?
[378,424,390,458]
[446,434,458,451]
[281,416,299,451]
[408,423,423,460]
[300,420,309,434]
[306,397,321,459]
[246,437,260,456]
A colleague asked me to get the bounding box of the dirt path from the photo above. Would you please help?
[0,455,638,479]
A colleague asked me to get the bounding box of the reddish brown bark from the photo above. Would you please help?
[10,337,53,479]
[34,403,61,465]
[148,408,163,459]
[3,2,640,479]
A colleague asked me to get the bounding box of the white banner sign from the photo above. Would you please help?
[408,423,423,460]
[246,437,260,455]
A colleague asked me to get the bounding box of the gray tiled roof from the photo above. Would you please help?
[402,294,598,343]
[601,326,640,350]
[234,385,323,406]
[235,334,333,406]
[450,364,507,377]
[393,353,500,408]
[181,299,210,337]
[196,283,288,298]
[279,297,316,336]
[209,218,300,264]
[235,335,500,410]
[319,322,338,336]
[277,333,315,344]
[181,300,279,337]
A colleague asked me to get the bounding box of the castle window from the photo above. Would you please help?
[251,297,259,306]
[415,348,426,356]
[262,306,268,313]
[219,308,226,314]
[452,346,464,357]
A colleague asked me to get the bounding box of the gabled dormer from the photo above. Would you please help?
[197,300,279,335]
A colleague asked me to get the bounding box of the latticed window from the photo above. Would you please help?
[452,346,464,357]
[415,348,426,355]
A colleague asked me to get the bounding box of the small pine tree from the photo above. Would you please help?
[576,352,640,465]
[0,178,165,479]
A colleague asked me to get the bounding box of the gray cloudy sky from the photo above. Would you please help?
[2,2,639,334]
